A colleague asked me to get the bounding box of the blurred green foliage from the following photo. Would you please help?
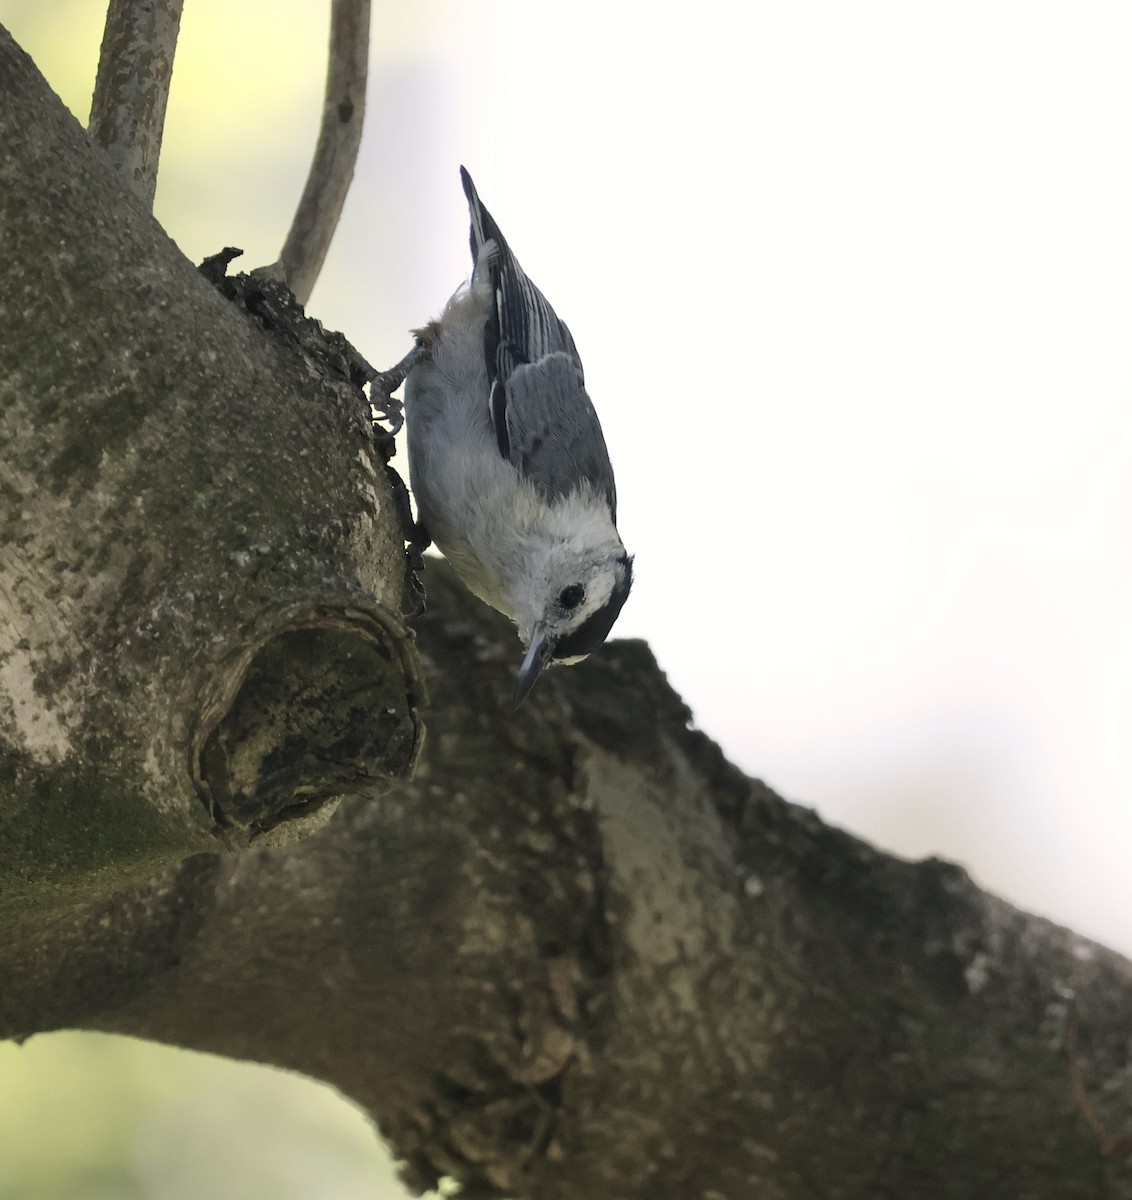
[0,0,326,277]
[0,1033,408,1200]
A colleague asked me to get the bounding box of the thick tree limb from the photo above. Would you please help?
[4,566,1132,1198]
[88,0,184,208]
[3,23,1132,1200]
[1,28,419,912]
[280,0,371,305]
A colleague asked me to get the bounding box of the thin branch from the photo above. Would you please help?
[280,0,371,306]
[88,0,184,209]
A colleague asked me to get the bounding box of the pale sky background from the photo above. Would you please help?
[3,2,1132,1195]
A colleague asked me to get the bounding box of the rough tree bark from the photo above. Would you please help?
[2,24,1131,1200]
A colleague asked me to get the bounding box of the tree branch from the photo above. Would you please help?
[88,0,184,208]
[280,0,371,305]
[5,565,1132,1199]
[1,27,418,908]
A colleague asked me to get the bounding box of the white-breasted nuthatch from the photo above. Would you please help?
[376,168,632,706]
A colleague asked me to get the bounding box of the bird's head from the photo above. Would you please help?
[511,534,633,707]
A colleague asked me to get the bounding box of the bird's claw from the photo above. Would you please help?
[367,343,428,435]
[368,370,405,435]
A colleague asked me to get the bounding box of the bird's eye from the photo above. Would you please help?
[558,584,585,610]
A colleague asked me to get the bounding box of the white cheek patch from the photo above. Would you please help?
[572,569,616,625]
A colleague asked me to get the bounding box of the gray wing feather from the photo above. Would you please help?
[504,354,617,517]
[459,168,617,517]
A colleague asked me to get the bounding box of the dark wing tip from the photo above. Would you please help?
[459,166,483,265]
[459,166,511,266]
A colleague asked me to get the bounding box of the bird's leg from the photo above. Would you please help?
[367,344,421,434]
[367,322,441,434]
[371,342,425,398]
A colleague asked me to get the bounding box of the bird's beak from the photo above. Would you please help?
[514,624,554,709]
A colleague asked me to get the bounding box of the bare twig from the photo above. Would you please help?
[280,0,371,306]
[88,0,184,209]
